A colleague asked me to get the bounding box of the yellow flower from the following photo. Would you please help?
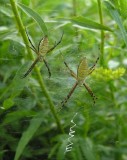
[92,67,126,81]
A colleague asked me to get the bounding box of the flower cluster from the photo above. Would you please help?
[92,67,126,81]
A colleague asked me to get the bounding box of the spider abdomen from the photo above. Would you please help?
[38,36,49,56]
[77,57,89,81]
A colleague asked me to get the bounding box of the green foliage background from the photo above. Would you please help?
[0,0,127,160]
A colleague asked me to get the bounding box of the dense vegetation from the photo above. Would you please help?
[0,0,127,160]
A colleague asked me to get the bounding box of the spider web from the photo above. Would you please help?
[0,37,111,160]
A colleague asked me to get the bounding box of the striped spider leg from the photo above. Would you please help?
[22,30,64,78]
[61,57,99,107]
[87,57,99,75]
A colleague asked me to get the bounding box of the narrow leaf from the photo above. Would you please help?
[17,3,48,35]
[70,16,112,31]
[14,111,45,160]
[79,138,96,160]
[104,1,127,47]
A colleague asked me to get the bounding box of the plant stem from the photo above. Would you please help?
[72,0,78,38]
[72,0,77,16]
[9,0,64,133]
[97,0,105,67]
[108,82,122,160]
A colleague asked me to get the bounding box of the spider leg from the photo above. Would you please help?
[42,58,51,78]
[64,61,77,79]
[83,82,97,104]
[47,32,64,53]
[25,29,38,54]
[22,56,40,78]
[87,67,95,75]
[61,81,78,107]
[88,57,99,73]
[26,44,37,53]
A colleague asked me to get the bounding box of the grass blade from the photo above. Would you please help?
[17,3,48,35]
[71,16,112,31]
[14,111,46,160]
[79,138,96,160]
[104,1,127,47]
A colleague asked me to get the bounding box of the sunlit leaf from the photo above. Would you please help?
[3,98,14,110]
[21,0,30,6]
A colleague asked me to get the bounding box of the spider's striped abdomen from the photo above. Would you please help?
[77,57,89,82]
[38,36,49,56]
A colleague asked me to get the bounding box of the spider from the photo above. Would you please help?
[22,30,63,78]
[61,57,99,107]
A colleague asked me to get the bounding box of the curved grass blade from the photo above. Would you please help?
[14,111,45,160]
[17,3,48,36]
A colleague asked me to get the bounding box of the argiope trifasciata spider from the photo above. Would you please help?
[61,57,99,107]
[22,30,63,78]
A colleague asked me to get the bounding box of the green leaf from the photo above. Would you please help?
[0,6,13,17]
[113,0,127,18]
[3,98,14,109]
[70,16,112,31]
[21,0,30,6]
[119,0,127,18]
[3,110,36,126]
[17,3,48,35]
[14,111,45,160]
[79,138,96,160]
[0,63,30,101]
[104,1,127,47]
